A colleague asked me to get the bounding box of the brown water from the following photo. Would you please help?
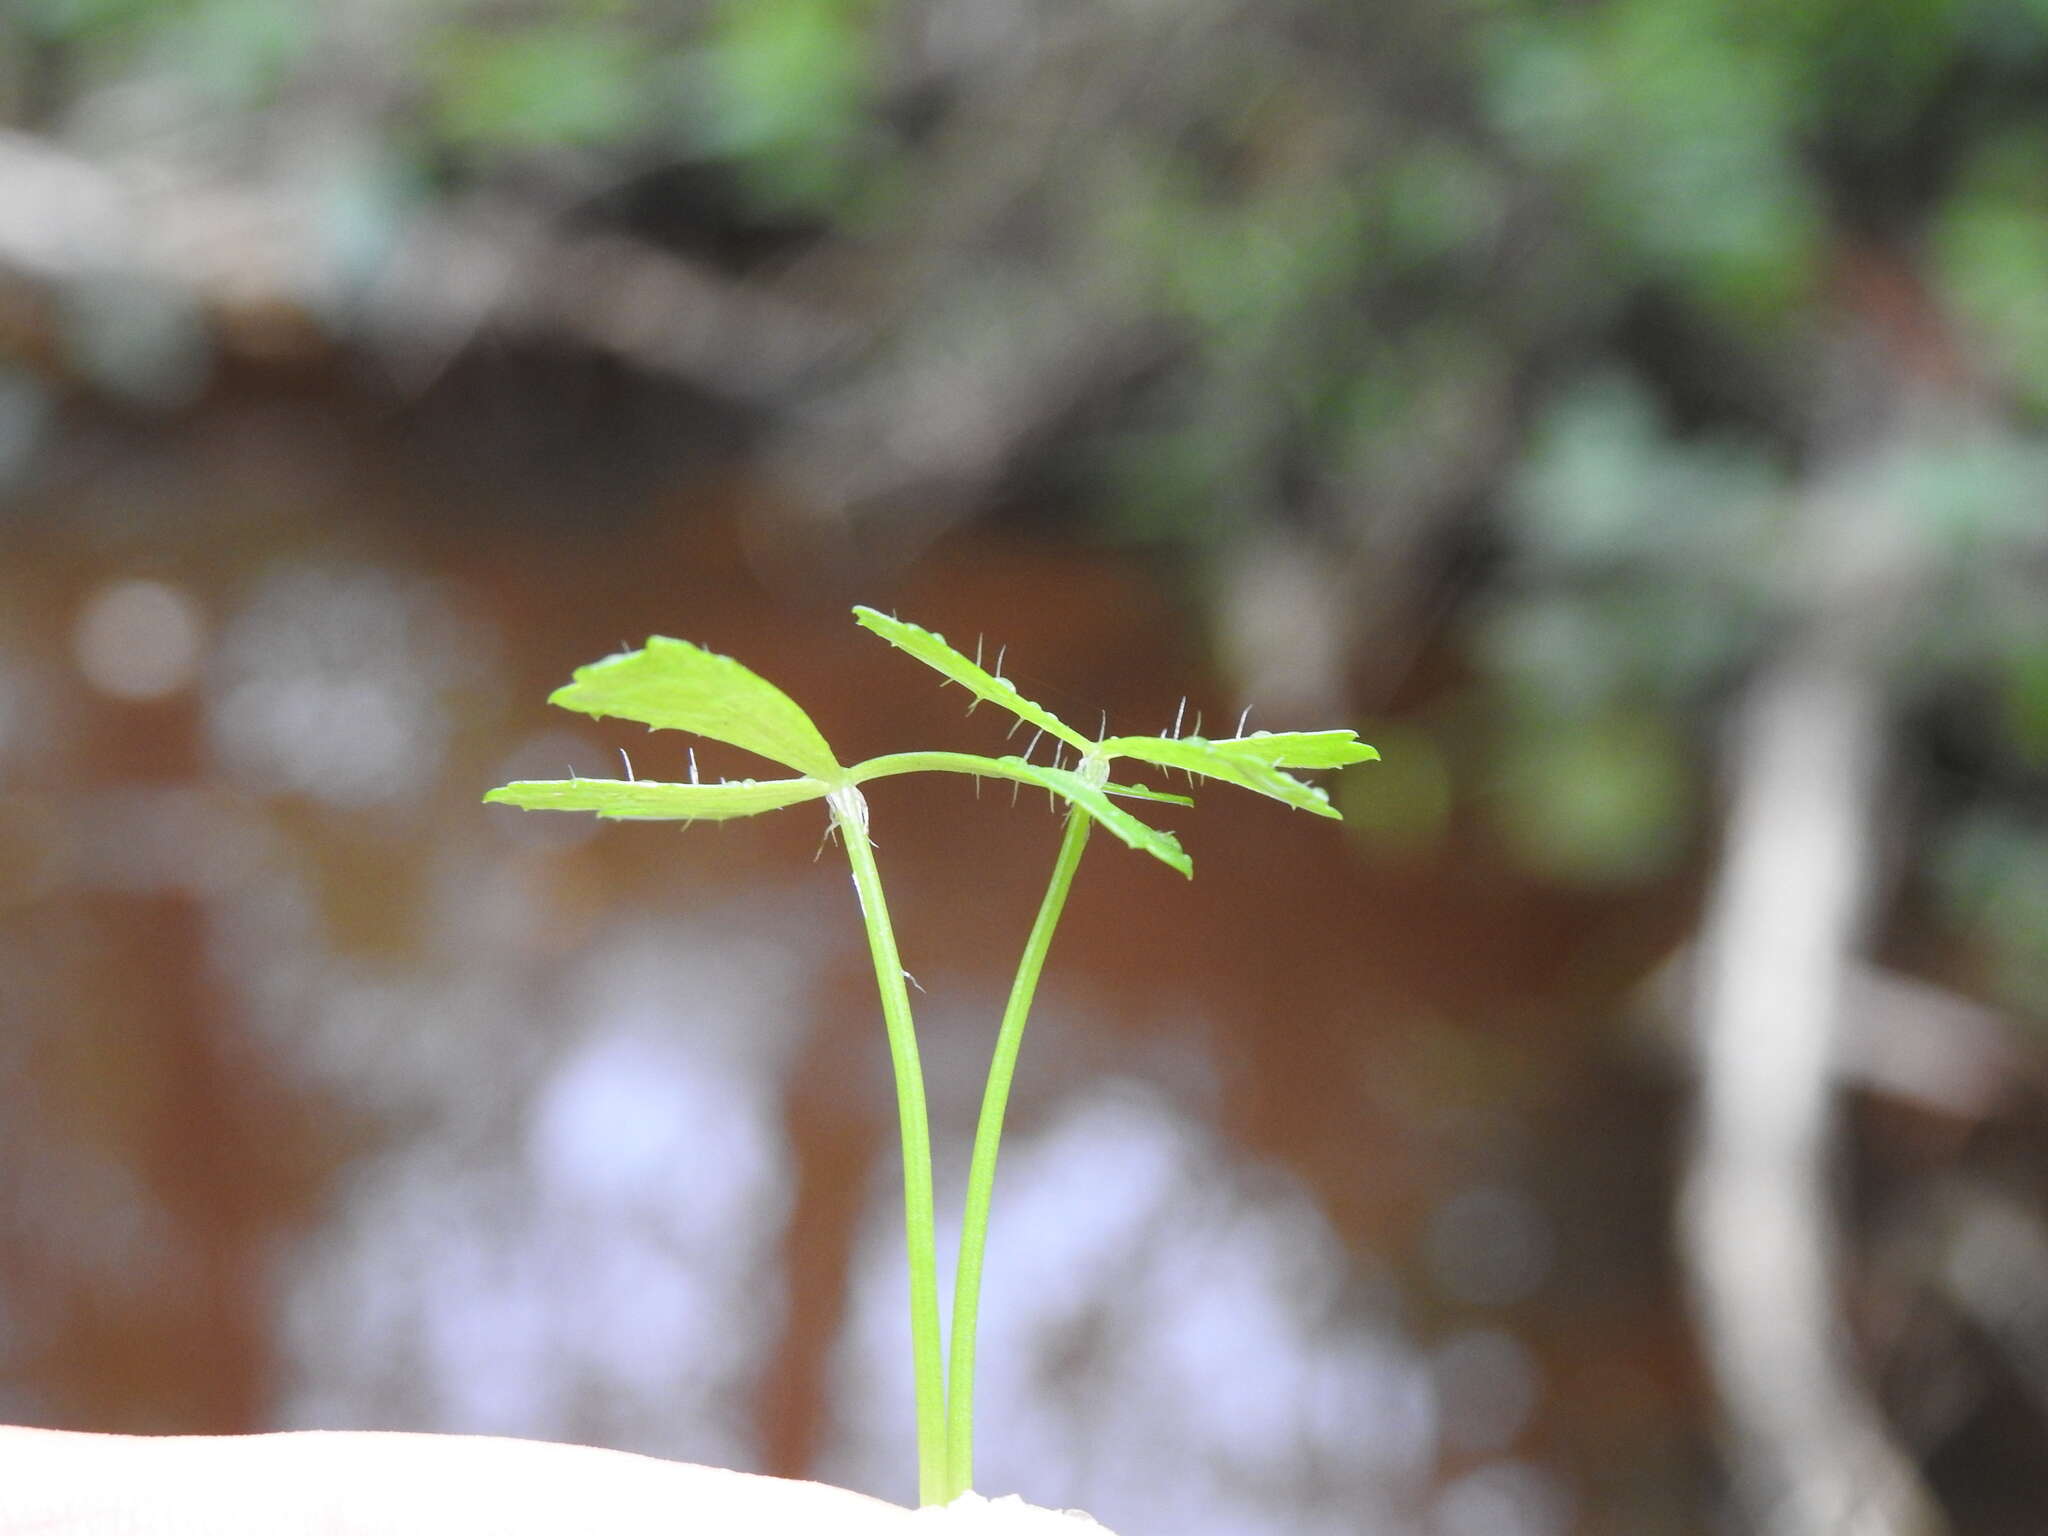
[0,379,1702,1534]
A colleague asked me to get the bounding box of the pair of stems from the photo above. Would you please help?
[828,785,1094,1507]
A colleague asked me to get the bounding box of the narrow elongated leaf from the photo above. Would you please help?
[1096,732,1375,817]
[485,776,831,820]
[1214,730,1380,770]
[548,637,841,780]
[853,607,1095,755]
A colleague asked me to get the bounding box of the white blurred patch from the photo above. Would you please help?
[825,1078,1435,1533]
[1429,1461,1573,1536]
[73,577,205,700]
[207,563,485,808]
[1432,1329,1540,1456]
[275,916,806,1468]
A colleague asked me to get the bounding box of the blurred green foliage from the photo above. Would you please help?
[431,22,649,148]
[1935,129,2048,412]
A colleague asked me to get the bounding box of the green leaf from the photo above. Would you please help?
[547,637,841,781]
[1096,731,1377,817]
[1216,729,1381,770]
[485,776,831,820]
[852,607,1095,755]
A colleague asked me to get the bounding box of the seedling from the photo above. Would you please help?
[485,607,1376,1508]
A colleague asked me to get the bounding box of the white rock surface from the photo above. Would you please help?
[912,1492,1116,1532]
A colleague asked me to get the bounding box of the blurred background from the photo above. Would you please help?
[2,1,2046,1532]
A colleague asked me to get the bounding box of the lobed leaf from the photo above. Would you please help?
[547,637,841,780]
[1096,731,1376,817]
[485,776,831,820]
[853,607,1095,756]
[1216,729,1381,770]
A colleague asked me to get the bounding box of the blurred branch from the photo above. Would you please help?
[1642,958,2027,1121]
[1683,640,1945,1536]
[0,129,856,398]
[1680,333,1956,1536]
[372,206,865,397]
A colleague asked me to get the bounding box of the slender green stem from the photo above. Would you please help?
[828,786,948,1507]
[851,750,1023,782]
[944,800,1094,1500]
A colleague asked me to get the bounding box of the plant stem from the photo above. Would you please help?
[944,800,1094,1500]
[828,786,948,1507]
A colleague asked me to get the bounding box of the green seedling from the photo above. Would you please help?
[485,608,1376,1507]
